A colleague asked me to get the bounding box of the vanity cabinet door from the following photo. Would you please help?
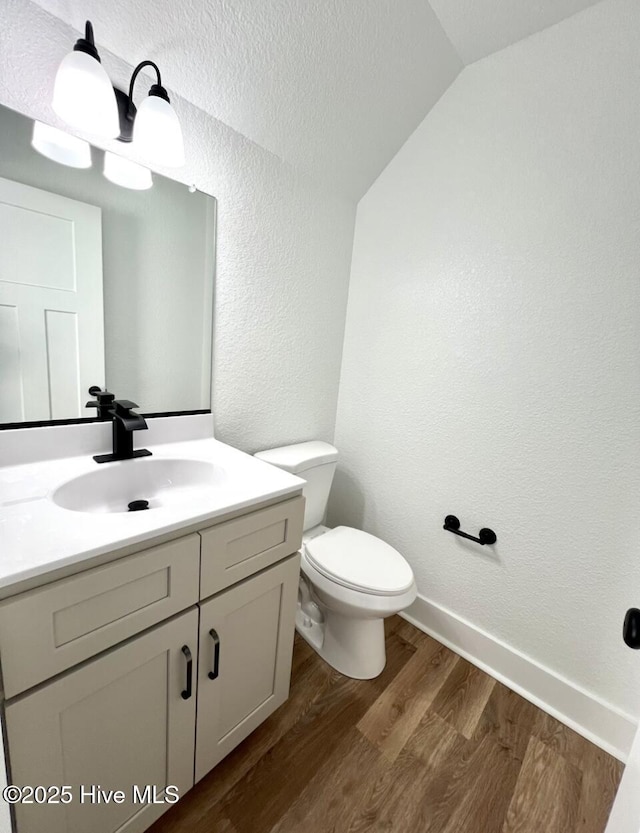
[195,553,300,781]
[5,608,198,833]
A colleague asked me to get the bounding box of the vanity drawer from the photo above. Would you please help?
[0,535,200,698]
[200,496,304,599]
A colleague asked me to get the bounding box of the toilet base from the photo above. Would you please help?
[295,606,386,680]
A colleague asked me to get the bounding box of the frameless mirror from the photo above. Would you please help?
[0,101,215,426]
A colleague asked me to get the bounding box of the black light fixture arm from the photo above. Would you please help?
[128,60,168,103]
[115,59,170,142]
[74,20,100,61]
[75,20,172,143]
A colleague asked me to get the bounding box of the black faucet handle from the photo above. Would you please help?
[87,385,116,402]
[86,386,116,420]
[86,386,115,406]
[111,399,140,413]
[109,400,148,432]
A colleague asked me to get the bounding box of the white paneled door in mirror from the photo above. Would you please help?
[0,176,105,423]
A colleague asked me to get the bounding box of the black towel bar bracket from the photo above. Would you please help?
[443,515,497,546]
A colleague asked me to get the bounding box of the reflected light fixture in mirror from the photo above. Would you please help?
[31,121,92,168]
[52,21,185,168]
[103,152,153,190]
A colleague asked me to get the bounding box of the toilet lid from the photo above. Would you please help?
[304,526,414,596]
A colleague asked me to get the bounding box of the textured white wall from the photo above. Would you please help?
[0,0,355,450]
[331,0,640,717]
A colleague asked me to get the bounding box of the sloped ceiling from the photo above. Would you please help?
[429,0,602,65]
[31,0,602,199]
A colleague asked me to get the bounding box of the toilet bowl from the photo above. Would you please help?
[254,442,417,679]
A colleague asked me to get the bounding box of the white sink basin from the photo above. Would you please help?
[51,458,225,514]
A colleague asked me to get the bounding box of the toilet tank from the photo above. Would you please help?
[254,441,338,532]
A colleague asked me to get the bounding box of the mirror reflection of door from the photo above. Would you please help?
[0,176,105,423]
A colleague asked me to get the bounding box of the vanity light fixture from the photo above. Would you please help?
[116,61,185,168]
[31,121,92,168]
[103,151,153,190]
[52,20,185,168]
[52,21,119,138]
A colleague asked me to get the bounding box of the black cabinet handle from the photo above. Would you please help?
[208,629,220,680]
[624,609,640,649]
[181,645,193,699]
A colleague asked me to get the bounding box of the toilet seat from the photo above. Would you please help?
[304,526,414,596]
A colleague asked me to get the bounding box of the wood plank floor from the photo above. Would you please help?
[149,617,624,833]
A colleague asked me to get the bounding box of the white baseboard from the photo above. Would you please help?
[401,594,637,762]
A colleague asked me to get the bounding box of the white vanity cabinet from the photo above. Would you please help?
[0,494,304,833]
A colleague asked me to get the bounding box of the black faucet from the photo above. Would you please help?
[86,386,115,421]
[93,400,152,464]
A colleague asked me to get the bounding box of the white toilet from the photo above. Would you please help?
[254,441,417,679]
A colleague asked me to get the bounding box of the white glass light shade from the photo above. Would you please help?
[103,151,153,190]
[52,50,119,139]
[31,121,92,168]
[133,94,185,168]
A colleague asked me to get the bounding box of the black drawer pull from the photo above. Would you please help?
[624,609,640,649]
[181,645,193,699]
[208,629,220,680]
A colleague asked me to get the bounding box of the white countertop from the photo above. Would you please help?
[0,436,304,592]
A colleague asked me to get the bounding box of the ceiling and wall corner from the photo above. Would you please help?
[429,0,603,65]
[28,0,610,201]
